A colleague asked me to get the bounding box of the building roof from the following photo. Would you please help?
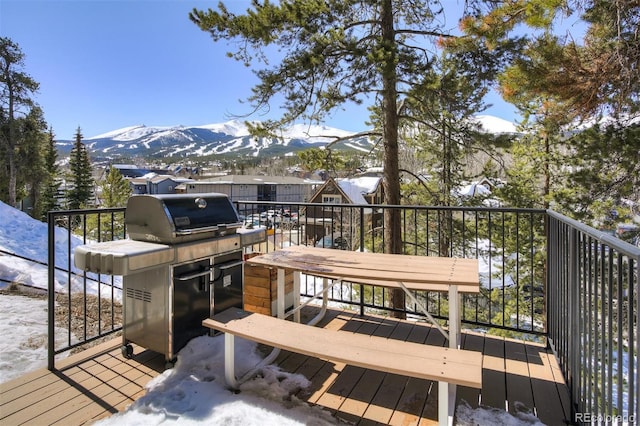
[335,177,382,204]
[130,174,193,184]
[196,175,322,185]
[309,176,382,205]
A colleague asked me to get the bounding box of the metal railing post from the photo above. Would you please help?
[47,211,56,371]
[568,227,579,419]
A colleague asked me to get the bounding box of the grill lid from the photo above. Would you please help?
[125,193,242,243]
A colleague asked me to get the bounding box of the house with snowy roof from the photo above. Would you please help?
[302,176,383,247]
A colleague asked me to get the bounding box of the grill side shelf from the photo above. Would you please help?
[74,240,174,275]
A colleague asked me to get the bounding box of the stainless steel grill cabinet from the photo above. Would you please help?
[74,193,265,365]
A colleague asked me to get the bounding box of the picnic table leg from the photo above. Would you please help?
[293,270,301,323]
[448,285,460,349]
[397,281,449,341]
[277,268,285,319]
[306,277,335,326]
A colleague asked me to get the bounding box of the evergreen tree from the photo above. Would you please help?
[67,127,94,210]
[0,37,44,208]
[189,1,501,255]
[401,52,504,206]
[100,165,131,208]
[84,165,130,242]
[297,147,347,177]
[459,0,639,120]
[40,127,61,220]
[497,37,575,210]
[556,122,640,225]
[19,107,48,218]
[190,1,511,315]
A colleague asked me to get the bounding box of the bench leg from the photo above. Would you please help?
[438,381,456,426]
[224,332,281,390]
[224,333,239,389]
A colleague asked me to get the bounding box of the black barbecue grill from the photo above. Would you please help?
[74,193,266,364]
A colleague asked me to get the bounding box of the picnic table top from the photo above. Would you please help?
[245,245,480,292]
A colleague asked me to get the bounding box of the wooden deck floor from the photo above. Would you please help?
[0,307,573,425]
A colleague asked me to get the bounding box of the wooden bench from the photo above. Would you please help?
[204,308,483,426]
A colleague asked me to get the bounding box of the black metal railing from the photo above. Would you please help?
[47,208,125,370]
[45,200,640,422]
[547,210,640,422]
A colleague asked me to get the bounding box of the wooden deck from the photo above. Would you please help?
[0,306,573,425]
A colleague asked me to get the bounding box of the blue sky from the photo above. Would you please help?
[1,0,518,140]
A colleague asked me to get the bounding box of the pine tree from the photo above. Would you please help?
[100,165,131,208]
[19,107,48,218]
[66,127,94,210]
[40,127,61,220]
[189,1,498,255]
[84,165,130,242]
[556,122,640,224]
[189,1,512,316]
[459,0,639,120]
[0,37,43,208]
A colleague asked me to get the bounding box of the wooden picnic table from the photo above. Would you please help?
[208,246,481,425]
[245,245,480,349]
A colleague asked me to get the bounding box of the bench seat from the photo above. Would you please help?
[203,308,483,425]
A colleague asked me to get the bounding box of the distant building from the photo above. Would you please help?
[112,164,172,179]
[175,175,322,211]
[303,176,383,245]
[129,174,194,195]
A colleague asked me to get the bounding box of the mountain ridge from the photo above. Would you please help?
[55,115,517,160]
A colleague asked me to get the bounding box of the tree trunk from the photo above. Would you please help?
[7,91,17,208]
[544,133,550,210]
[7,148,17,207]
[380,0,405,317]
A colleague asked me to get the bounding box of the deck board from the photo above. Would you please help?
[0,338,164,425]
[526,343,572,425]
[504,339,536,416]
[455,333,483,413]
[1,306,571,425]
[481,335,507,411]
[362,373,410,424]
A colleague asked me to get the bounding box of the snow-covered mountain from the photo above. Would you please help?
[55,116,517,160]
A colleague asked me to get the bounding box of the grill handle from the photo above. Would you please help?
[174,223,241,236]
[215,259,244,271]
[175,267,213,281]
[175,225,219,236]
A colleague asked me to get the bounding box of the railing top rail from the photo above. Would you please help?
[48,207,126,216]
[48,202,548,216]
[547,209,640,258]
[236,200,547,214]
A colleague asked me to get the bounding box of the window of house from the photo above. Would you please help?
[322,194,342,204]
